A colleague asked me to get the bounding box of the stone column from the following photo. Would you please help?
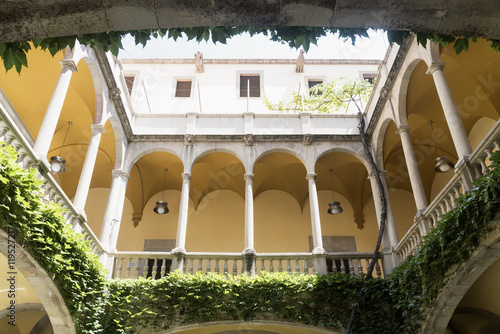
[73,124,105,212]
[368,172,399,272]
[100,169,130,250]
[99,169,129,275]
[34,60,78,158]
[243,173,256,275]
[171,172,192,272]
[427,62,472,158]
[397,125,428,211]
[306,173,327,275]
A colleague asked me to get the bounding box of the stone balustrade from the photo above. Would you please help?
[112,251,384,279]
[395,119,500,261]
[0,110,104,256]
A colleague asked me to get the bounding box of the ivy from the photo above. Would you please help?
[0,139,499,334]
[1,26,499,74]
[0,143,107,334]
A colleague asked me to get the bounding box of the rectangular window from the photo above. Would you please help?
[308,79,323,89]
[362,74,377,85]
[240,75,260,97]
[308,79,323,95]
[124,75,135,95]
[175,80,192,97]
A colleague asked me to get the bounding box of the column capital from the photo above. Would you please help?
[368,170,387,180]
[396,125,411,134]
[426,61,446,75]
[112,169,130,179]
[182,172,192,180]
[306,173,317,181]
[60,59,78,72]
[244,173,254,181]
[90,124,105,136]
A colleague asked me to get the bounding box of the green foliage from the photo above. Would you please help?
[389,151,500,333]
[264,78,372,113]
[2,25,498,74]
[1,137,499,334]
[0,143,107,334]
[103,271,394,333]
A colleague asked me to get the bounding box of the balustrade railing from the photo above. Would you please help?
[0,110,104,256]
[112,251,384,279]
[395,120,500,261]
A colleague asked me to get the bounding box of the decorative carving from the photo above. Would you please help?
[184,134,195,146]
[195,51,204,73]
[60,59,78,72]
[296,49,305,73]
[244,133,254,146]
[354,213,365,230]
[380,86,391,99]
[112,169,130,179]
[303,134,313,145]
[109,87,121,100]
[132,213,142,228]
[90,124,105,136]
[396,125,411,135]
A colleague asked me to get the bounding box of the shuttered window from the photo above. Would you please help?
[240,75,260,97]
[175,80,192,97]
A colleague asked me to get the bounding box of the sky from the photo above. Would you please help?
[118,29,389,60]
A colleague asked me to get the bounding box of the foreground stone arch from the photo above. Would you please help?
[0,230,75,334]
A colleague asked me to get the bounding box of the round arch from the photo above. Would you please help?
[0,230,75,334]
[190,147,246,173]
[252,147,307,173]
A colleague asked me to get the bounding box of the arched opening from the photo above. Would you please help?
[253,151,308,253]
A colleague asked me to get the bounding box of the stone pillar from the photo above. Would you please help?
[171,172,191,272]
[368,172,399,272]
[427,62,472,158]
[306,173,327,275]
[100,169,130,249]
[243,173,256,276]
[73,124,105,212]
[397,125,428,211]
[34,60,78,158]
[99,169,129,275]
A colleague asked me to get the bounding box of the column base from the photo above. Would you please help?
[312,247,327,275]
[171,248,186,273]
[242,248,256,276]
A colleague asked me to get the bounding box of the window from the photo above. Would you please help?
[124,75,135,95]
[362,74,377,85]
[308,79,323,95]
[308,79,323,89]
[240,75,260,97]
[175,80,192,97]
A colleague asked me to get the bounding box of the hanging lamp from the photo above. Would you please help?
[327,169,343,215]
[154,168,169,215]
[428,121,454,173]
[50,121,72,174]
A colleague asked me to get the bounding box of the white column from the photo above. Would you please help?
[243,173,254,251]
[368,172,399,250]
[427,62,472,158]
[73,124,105,212]
[306,173,324,252]
[397,125,428,211]
[100,169,130,251]
[34,60,78,157]
[174,172,192,252]
[379,171,399,248]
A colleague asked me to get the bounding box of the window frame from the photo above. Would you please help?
[172,77,195,99]
[236,71,264,99]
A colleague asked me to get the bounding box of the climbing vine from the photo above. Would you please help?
[264,78,373,113]
[0,143,107,334]
[0,26,498,73]
[0,139,499,333]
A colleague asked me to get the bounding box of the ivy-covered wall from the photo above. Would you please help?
[1,143,499,334]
